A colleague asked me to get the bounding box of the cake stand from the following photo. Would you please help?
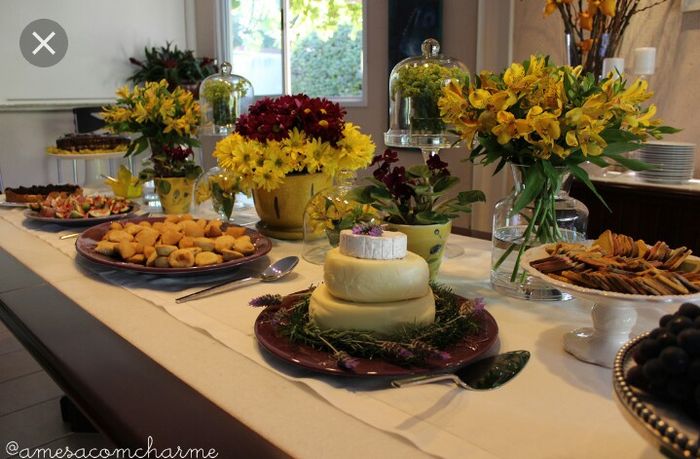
[521,245,700,368]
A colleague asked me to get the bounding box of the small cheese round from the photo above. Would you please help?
[309,284,435,335]
[324,248,430,302]
[339,229,407,260]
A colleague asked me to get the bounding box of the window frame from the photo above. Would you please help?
[215,0,368,107]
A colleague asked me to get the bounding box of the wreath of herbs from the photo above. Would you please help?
[251,284,486,371]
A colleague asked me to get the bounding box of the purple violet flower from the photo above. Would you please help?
[352,223,383,237]
[434,351,452,361]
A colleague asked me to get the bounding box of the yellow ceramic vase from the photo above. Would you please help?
[253,173,332,240]
[155,177,196,214]
[387,221,452,281]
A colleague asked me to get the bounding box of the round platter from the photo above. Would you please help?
[613,334,700,459]
[254,291,499,377]
[24,203,141,227]
[75,216,272,276]
[46,150,127,160]
[521,245,700,307]
[0,194,29,208]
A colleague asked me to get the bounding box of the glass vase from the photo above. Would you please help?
[491,164,589,301]
[194,166,240,221]
[302,170,377,264]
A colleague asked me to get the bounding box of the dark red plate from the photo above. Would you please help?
[255,292,499,377]
[75,216,272,276]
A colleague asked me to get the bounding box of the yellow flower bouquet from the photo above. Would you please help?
[439,55,677,290]
[213,94,375,192]
[102,80,202,180]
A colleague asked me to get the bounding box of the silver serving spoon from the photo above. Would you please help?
[392,350,530,391]
[175,256,299,303]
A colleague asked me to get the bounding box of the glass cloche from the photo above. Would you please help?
[385,38,470,150]
[199,62,254,135]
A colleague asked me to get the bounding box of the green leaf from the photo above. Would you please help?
[568,163,610,212]
[585,156,609,168]
[432,176,459,193]
[406,164,430,178]
[605,152,654,171]
[457,190,486,204]
[414,211,449,225]
[511,167,545,215]
[655,125,682,134]
[602,141,643,156]
[157,179,172,195]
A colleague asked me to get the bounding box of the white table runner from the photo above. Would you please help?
[0,208,666,458]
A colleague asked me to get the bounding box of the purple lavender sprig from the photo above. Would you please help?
[334,351,360,371]
[351,222,383,237]
[459,297,485,316]
[250,293,283,308]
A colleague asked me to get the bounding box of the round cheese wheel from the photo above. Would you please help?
[324,248,430,302]
[308,284,435,335]
[339,229,407,259]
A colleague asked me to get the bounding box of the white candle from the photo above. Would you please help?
[633,47,656,75]
[602,57,625,78]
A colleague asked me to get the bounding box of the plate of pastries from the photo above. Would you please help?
[75,214,272,275]
[2,184,82,208]
[24,191,138,226]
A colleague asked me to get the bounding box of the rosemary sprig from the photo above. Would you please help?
[267,283,484,371]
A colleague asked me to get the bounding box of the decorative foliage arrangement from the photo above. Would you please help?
[392,64,469,132]
[543,0,670,79]
[349,150,486,225]
[251,284,486,370]
[439,55,677,280]
[213,94,375,192]
[128,42,217,89]
[102,80,202,179]
[304,192,378,246]
[195,172,241,221]
[201,79,249,126]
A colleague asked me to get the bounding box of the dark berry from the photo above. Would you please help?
[660,346,689,375]
[648,327,663,339]
[643,358,668,384]
[689,359,700,382]
[660,314,674,328]
[648,381,670,399]
[679,303,700,319]
[678,329,700,356]
[626,365,648,390]
[657,331,677,348]
[667,377,693,401]
[638,338,662,360]
[669,316,693,334]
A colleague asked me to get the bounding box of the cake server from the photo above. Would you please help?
[391,350,530,391]
[175,256,299,303]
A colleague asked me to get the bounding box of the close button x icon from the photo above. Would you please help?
[32,31,56,55]
[20,19,68,67]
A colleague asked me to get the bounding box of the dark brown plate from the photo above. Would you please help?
[24,203,140,227]
[75,216,272,276]
[255,292,499,377]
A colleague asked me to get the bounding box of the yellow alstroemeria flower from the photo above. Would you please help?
[492,111,532,145]
[488,90,518,112]
[468,88,491,110]
[588,0,616,16]
[439,81,469,122]
[624,104,660,135]
[115,85,131,101]
[544,0,572,16]
[132,102,149,124]
[527,106,562,142]
[579,11,593,30]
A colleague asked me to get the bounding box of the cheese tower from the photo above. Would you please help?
[309,227,435,334]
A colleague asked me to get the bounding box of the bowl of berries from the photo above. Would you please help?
[614,302,700,459]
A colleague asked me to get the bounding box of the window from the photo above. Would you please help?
[219,0,366,104]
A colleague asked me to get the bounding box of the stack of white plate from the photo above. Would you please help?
[637,141,696,184]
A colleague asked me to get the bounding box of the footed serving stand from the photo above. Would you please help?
[522,246,700,368]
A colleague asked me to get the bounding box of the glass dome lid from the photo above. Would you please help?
[199,62,254,135]
[385,38,470,149]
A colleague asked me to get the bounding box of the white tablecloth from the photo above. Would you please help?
[0,207,668,458]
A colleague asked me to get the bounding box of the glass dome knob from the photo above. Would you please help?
[220,61,232,75]
[421,38,440,58]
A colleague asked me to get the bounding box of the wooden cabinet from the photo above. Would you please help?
[569,178,700,252]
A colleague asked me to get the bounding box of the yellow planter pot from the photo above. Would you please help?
[253,173,332,240]
[387,221,452,281]
[155,177,195,214]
